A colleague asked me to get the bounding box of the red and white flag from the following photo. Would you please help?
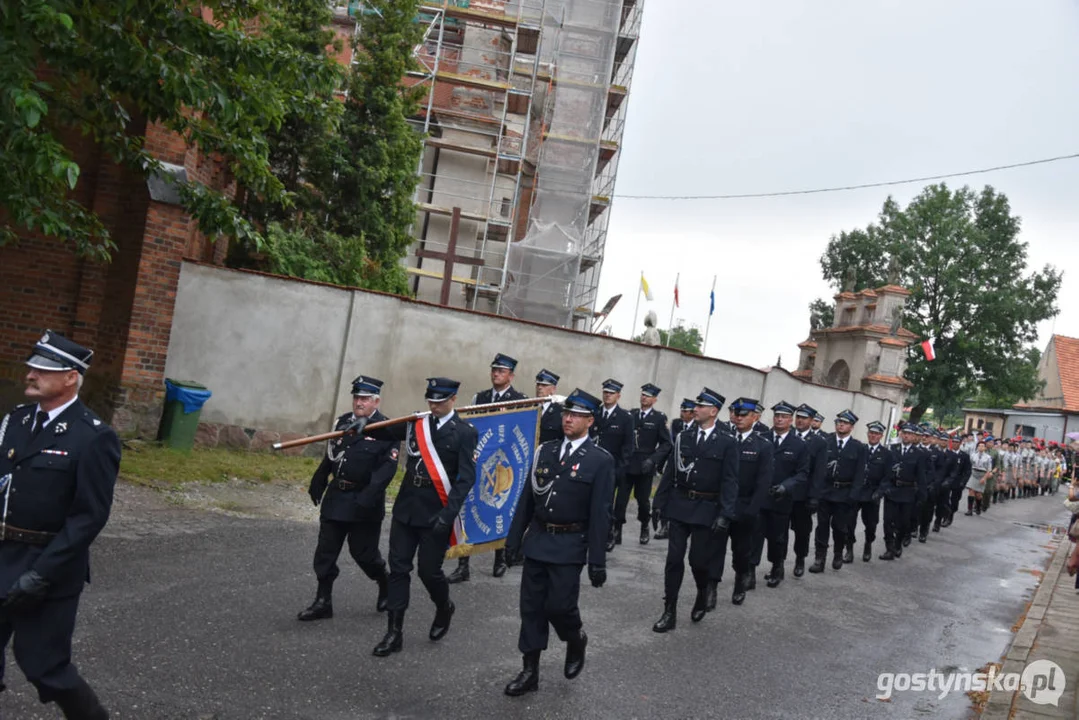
[673,278,680,308]
[920,337,936,362]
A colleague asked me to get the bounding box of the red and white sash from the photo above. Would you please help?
[414,417,462,546]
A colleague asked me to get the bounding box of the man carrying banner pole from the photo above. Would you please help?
[371,378,477,657]
[504,390,613,697]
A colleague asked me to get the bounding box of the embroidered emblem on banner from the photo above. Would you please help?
[479,449,514,510]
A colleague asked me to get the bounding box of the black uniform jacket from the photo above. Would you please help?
[311,411,400,522]
[537,401,565,445]
[627,408,672,475]
[956,450,972,487]
[920,444,940,492]
[857,443,893,503]
[590,405,634,478]
[761,432,808,513]
[473,386,527,406]
[795,430,828,502]
[940,449,959,489]
[817,434,867,503]
[0,400,120,599]
[506,438,614,567]
[731,431,774,520]
[654,427,739,527]
[879,444,929,504]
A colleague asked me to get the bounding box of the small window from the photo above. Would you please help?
[986,421,994,434]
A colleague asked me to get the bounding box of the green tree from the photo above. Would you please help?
[1,0,341,258]
[815,184,1060,423]
[633,326,704,354]
[808,298,834,330]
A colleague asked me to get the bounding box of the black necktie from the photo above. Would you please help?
[560,442,572,463]
[32,410,49,438]
[697,430,705,445]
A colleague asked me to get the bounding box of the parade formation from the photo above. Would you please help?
[0,335,1074,716]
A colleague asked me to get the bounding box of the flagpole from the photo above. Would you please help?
[666,272,679,347]
[631,271,643,340]
[702,274,717,356]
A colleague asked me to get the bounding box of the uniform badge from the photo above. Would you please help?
[6,449,12,460]
[93,419,101,426]
[390,449,399,461]
[55,422,68,435]
[21,415,30,426]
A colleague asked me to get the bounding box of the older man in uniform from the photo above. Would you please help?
[591,379,634,551]
[620,384,672,546]
[878,424,928,560]
[448,354,524,585]
[655,399,697,542]
[916,428,943,543]
[844,420,889,563]
[809,410,866,573]
[651,388,738,631]
[299,375,399,621]
[791,404,827,577]
[536,369,564,445]
[751,401,808,588]
[0,331,120,719]
[371,378,477,657]
[503,390,613,696]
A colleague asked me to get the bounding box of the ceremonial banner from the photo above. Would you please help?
[445,405,541,558]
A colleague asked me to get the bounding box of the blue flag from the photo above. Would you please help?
[446,406,540,558]
[709,289,715,316]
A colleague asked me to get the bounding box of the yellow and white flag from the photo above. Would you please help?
[640,273,654,301]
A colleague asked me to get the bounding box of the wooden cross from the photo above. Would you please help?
[415,207,485,305]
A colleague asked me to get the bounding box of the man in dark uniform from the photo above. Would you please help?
[448,353,525,584]
[655,399,697,541]
[650,388,738,631]
[878,424,928,560]
[0,331,120,719]
[809,410,866,573]
[590,379,634,551]
[536,369,564,445]
[503,389,613,697]
[371,378,477,657]
[935,432,959,529]
[916,427,942,543]
[844,420,890,563]
[953,435,972,516]
[298,375,399,621]
[751,401,807,588]
[790,404,827,577]
[811,412,826,435]
[620,384,672,546]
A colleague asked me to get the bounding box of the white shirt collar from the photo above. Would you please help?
[697,424,715,440]
[561,435,588,458]
[738,431,752,443]
[640,407,651,417]
[604,404,617,417]
[774,431,787,444]
[36,396,79,428]
[435,410,456,429]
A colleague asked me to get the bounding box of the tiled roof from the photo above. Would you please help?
[1054,335,1079,413]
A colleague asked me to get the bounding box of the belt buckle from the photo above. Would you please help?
[412,475,424,487]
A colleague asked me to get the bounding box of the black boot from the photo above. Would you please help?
[793,556,805,577]
[429,600,455,641]
[505,650,541,696]
[831,550,844,570]
[605,525,617,553]
[375,571,389,612]
[902,534,912,547]
[965,497,974,516]
[975,500,982,516]
[654,520,670,540]
[372,610,404,657]
[918,528,928,543]
[297,581,333,621]
[691,587,708,622]
[704,581,717,611]
[53,678,109,720]
[879,541,896,561]
[653,602,677,632]
[447,557,470,584]
[732,573,747,605]
[765,563,784,588]
[842,543,854,564]
[808,551,826,574]
[932,518,941,533]
[564,631,588,679]
[894,539,903,558]
[745,569,757,591]
[492,549,508,578]
[862,541,872,562]
[640,521,650,545]
[614,523,623,545]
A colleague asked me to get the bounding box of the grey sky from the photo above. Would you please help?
[598,0,1079,372]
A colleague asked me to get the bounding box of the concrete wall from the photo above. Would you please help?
[165,263,901,444]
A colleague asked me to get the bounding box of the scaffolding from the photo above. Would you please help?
[346,0,643,329]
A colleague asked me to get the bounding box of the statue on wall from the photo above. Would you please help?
[886,254,902,285]
[642,310,661,346]
[888,304,903,336]
[842,265,857,293]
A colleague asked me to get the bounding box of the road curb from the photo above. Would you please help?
[980,534,1069,719]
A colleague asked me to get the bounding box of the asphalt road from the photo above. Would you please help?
[1,486,1067,719]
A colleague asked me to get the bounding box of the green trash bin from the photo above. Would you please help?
[160,379,213,450]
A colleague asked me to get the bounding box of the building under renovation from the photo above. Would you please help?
[342,0,642,330]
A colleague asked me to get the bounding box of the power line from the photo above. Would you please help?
[613,152,1079,200]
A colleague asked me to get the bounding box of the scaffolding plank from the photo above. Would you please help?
[416,202,490,223]
[406,265,480,287]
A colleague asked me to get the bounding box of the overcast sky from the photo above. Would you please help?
[597,0,1079,370]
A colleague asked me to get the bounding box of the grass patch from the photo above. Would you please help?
[120,443,319,487]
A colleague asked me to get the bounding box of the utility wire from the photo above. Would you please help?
[613,152,1079,200]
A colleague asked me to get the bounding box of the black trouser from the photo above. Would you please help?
[814,500,853,553]
[713,516,756,576]
[615,471,654,525]
[518,558,583,653]
[882,498,913,547]
[908,498,921,537]
[845,500,880,545]
[664,519,714,602]
[918,486,940,534]
[935,485,953,521]
[313,518,386,586]
[0,593,84,702]
[751,508,790,567]
[789,500,813,559]
[387,519,451,612]
[949,486,963,513]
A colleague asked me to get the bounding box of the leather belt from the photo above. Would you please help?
[410,474,433,488]
[541,522,585,534]
[0,525,56,546]
[677,487,720,500]
[831,481,852,488]
[336,479,358,491]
